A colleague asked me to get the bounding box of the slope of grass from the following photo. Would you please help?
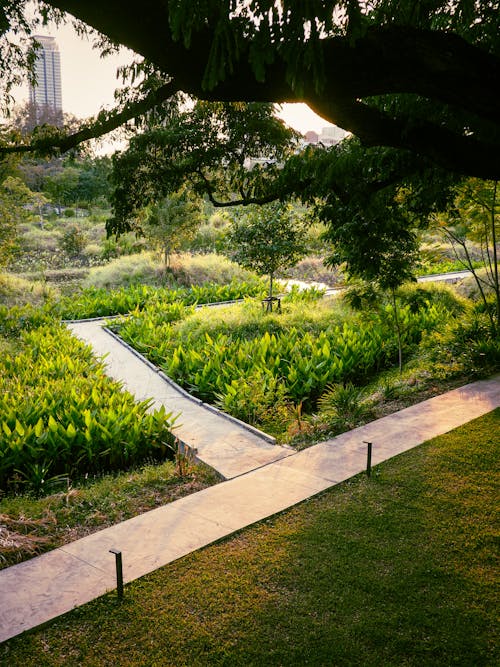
[3,409,498,666]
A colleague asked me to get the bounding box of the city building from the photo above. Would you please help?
[28,35,62,124]
[302,126,347,147]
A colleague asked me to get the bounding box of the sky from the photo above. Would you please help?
[12,21,338,137]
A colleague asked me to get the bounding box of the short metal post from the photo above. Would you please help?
[363,441,373,477]
[109,548,123,599]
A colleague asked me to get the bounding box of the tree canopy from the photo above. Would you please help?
[0,1,499,179]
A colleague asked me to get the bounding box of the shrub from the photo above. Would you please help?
[169,252,257,286]
[59,225,87,258]
[83,252,162,289]
[317,382,373,431]
[422,310,500,378]
[398,282,469,317]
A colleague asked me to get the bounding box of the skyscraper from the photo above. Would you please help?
[28,35,62,124]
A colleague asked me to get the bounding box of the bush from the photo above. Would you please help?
[422,310,500,378]
[83,252,162,289]
[317,382,373,431]
[169,252,257,286]
[398,282,469,317]
[59,225,87,258]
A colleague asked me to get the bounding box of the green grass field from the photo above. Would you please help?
[3,409,498,666]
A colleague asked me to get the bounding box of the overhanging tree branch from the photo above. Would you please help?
[0,80,178,157]
[2,2,500,178]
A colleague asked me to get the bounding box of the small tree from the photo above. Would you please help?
[437,178,499,332]
[326,194,419,372]
[59,224,87,258]
[0,177,39,267]
[142,189,203,266]
[228,202,308,309]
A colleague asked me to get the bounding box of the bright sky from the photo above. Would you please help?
[12,21,337,137]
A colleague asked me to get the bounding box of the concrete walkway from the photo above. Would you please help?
[0,320,498,643]
[67,320,293,480]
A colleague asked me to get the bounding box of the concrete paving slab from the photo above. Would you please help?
[61,504,235,583]
[67,320,293,479]
[0,549,111,643]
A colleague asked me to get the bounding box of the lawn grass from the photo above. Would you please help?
[2,409,498,666]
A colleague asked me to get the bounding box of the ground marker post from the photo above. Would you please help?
[109,548,124,599]
[363,441,373,477]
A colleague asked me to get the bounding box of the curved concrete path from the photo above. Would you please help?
[0,317,498,644]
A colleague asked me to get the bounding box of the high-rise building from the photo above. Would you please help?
[28,35,62,124]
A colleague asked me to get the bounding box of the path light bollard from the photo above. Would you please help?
[363,441,373,477]
[109,548,124,599]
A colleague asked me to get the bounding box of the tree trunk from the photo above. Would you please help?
[491,181,499,331]
[391,288,403,374]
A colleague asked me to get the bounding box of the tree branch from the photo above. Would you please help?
[0,81,178,157]
[5,2,500,178]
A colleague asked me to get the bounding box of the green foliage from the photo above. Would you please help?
[59,224,87,258]
[422,308,500,379]
[0,322,177,494]
[228,202,308,299]
[53,278,267,320]
[313,139,455,288]
[142,188,204,265]
[0,303,54,337]
[317,382,373,431]
[43,167,80,209]
[115,294,450,429]
[108,102,299,236]
[434,177,500,330]
[0,272,57,308]
[0,176,37,266]
[168,252,256,287]
[83,252,161,289]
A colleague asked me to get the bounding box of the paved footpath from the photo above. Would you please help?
[0,320,498,643]
[67,320,293,479]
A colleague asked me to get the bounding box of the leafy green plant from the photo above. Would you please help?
[114,294,452,435]
[317,382,373,430]
[0,323,178,492]
[53,278,267,319]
